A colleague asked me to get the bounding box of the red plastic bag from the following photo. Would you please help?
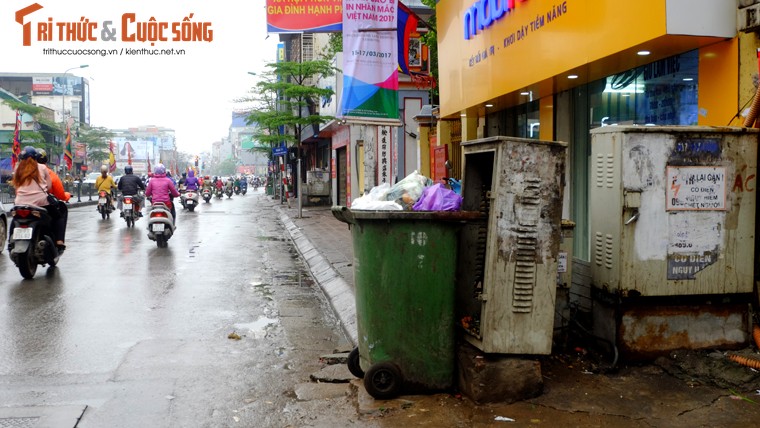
[412,183,463,211]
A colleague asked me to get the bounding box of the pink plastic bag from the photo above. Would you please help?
[412,183,463,211]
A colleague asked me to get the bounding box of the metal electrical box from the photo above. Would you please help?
[456,136,567,355]
[590,126,758,296]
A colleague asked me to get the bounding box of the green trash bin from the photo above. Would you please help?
[332,207,482,399]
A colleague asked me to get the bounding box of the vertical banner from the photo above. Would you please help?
[377,126,392,184]
[108,141,116,172]
[341,0,399,122]
[64,121,73,170]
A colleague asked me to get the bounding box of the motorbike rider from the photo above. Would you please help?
[36,149,70,249]
[214,177,224,194]
[202,176,213,191]
[9,146,67,251]
[145,164,180,225]
[184,170,199,191]
[95,164,117,209]
[178,172,187,188]
[117,165,146,217]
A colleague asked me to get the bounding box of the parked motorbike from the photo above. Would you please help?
[181,189,200,212]
[120,194,140,228]
[97,190,114,219]
[146,201,175,248]
[8,205,62,279]
[201,188,212,203]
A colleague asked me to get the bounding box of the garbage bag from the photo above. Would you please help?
[352,183,402,210]
[385,170,433,209]
[413,183,463,211]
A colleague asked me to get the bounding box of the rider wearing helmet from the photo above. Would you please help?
[145,163,180,225]
[9,146,66,251]
[36,149,70,203]
[117,165,146,217]
[95,164,117,208]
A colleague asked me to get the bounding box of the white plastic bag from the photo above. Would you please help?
[351,183,402,210]
[385,171,433,209]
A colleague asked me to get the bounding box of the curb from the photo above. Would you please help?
[276,206,358,348]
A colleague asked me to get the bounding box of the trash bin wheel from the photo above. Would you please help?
[364,362,403,400]
[347,347,364,379]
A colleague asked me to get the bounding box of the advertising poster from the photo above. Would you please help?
[340,0,400,122]
[266,0,343,33]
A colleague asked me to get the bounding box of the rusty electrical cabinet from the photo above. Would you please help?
[456,136,567,355]
[589,126,758,358]
[590,126,757,296]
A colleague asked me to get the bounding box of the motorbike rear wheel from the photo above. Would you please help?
[126,216,133,227]
[156,234,167,248]
[17,242,37,279]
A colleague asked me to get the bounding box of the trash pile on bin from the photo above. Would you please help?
[352,171,462,211]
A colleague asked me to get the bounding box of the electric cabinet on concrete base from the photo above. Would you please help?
[589,126,757,358]
[456,136,567,355]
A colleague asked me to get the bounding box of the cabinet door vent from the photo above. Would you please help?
[605,234,614,269]
[594,232,604,267]
[512,179,541,313]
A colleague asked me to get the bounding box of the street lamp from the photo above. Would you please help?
[60,64,88,176]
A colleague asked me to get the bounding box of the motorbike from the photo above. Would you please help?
[234,185,241,195]
[240,183,248,195]
[253,179,260,191]
[146,201,175,248]
[97,190,114,219]
[181,189,200,212]
[8,205,62,279]
[225,187,233,198]
[215,187,224,199]
[201,188,212,203]
[120,193,141,228]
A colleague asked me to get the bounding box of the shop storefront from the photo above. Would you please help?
[438,0,739,271]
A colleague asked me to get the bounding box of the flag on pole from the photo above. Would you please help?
[12,110,21,169]
[108,141,116,172]
[398,2,419,76]
[64,123,73,169]
[123,141,133,165]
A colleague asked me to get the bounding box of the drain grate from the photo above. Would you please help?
[0,417,40,428]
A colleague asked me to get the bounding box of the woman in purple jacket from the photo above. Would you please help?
[145,164,180,225]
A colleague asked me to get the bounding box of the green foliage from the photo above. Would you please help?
[77,125,114,166]
[2,99,43,116]
[217,159,237,175]
[419,0,439,104]
[239,60,336,159]
[320,33,343,61]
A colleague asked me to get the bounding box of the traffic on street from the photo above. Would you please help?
[0,190,361,427]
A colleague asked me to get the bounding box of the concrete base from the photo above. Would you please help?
[456,342,543,404]
[592,294,751,361]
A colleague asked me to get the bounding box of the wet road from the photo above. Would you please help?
[0,191,357,427]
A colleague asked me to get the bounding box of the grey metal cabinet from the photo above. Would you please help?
[456,136,567,355]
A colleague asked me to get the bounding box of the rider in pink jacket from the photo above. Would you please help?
[145,164,180,224]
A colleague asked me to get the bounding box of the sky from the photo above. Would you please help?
[1,0,281,155]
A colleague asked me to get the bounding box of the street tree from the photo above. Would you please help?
[240,60,336,158]
[2,99,62,159]
[77,125,114,168]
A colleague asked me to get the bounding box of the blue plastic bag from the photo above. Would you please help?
[412,183,463,211]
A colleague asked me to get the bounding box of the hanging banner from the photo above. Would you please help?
[377,126,393,184]
[266,0,343,33]
[340,0,400,123]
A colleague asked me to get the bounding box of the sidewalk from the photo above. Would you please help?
[273,195,760,426]
[275,200,358,346]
